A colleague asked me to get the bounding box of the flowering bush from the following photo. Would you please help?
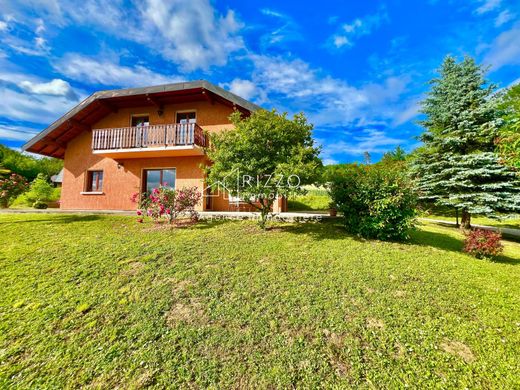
[463,229,503,259]
[131,186,202,224]
[0,173,28,208]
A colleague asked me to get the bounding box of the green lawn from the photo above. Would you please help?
[422,213,520,229]
[1,214,519,388]
[288,186,330,212]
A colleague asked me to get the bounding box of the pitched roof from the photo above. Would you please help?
[22,80,261,158]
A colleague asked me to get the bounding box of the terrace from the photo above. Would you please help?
[91,123,208,158]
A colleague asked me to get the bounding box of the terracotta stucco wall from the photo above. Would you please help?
[60,100,287,212]
[61,100,231,211]
[61,129,208,210]
[93,100,235,133]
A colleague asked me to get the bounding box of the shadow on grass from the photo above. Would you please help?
[410,225,520,266]
[0,214,104,225]
[270,219,356,241]
[275,219,520,265]
[191,219,231,230]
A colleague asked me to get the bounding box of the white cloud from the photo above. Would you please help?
[0,16,49,56]
[318,127,409,164]
[484,23,520,70]
[0,57,85,124]
[333,35,350,48]
[4,0,244,71]
[509,78,520,87]
[475,0,502,14]
[19,78,76,99]
[259,8,302,47]
[3,0,244,71]
[141,0,244,71]
[495,10,514,26]
[0,86,80,124]
[54,54,182,87]
[245,55,413,129]
[323,158,339,165]
[329,8,389,50]
[317,128,407,162]
[393,101,421,126]
[224,79,257,100]
[0,124,40,141]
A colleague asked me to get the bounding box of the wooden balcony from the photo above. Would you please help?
[91,123,207,158]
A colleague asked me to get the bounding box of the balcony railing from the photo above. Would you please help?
[92,123,207,151]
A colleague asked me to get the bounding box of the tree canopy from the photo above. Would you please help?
[205,110,322,228]
[497,83,520,169]
[0,144,63,181]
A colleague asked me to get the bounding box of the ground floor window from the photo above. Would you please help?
[86,170,103,192]
[142,168,176,192]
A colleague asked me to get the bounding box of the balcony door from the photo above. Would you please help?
[131,115,150,147]
[176,112,196,144]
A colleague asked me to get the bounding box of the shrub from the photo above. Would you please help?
[32,200,48,209]
[328,164,417,241]
[463,229,503,259]
[25,174,54,204]
[0,173,28,208]
[132,186,202,224]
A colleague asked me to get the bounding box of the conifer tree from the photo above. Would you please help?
[412,56,520,228]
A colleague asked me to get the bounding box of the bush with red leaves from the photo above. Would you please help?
[0,173,28,208]
[463,229,503,259]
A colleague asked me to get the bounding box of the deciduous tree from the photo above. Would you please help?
[205,110,322,228]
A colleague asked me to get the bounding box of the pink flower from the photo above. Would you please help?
[136,209,142,216]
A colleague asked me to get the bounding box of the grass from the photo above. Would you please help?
[1,214,520,388]
[421,206,520,229]
[288,186,330,212]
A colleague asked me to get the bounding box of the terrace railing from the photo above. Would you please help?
[92,123,207,151]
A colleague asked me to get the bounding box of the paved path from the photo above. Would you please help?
[420,218,520,238]
[0,208,332,222]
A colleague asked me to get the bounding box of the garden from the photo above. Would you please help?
[1,56,520,387]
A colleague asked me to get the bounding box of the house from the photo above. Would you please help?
[23,80,287,212]
[50,168,63,187]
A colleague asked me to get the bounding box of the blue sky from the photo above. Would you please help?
[0,0,519,163]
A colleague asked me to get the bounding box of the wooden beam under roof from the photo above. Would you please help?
[97,99,118,113]
[68,119,91,132]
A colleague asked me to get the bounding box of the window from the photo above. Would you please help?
[143,169,176,192]
[176,111,196,124]
[131,115,149,127]
[86,171,103,192]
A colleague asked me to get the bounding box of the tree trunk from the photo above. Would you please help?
[460,209,471,230]
[257,198,273,230]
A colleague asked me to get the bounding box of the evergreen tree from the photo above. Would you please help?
[412,56,520,228]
